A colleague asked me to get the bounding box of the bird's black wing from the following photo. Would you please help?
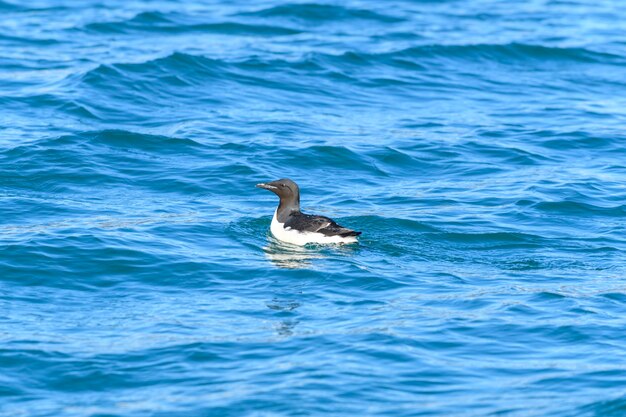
[285,213,361,237]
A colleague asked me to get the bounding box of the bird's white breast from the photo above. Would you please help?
[270,209,358,246]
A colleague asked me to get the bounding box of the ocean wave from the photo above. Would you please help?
[82,11,301,36]
[533,201,626,217]
[75,41,622,88]
[3,129,203,157]
[0,130,209,195]
[86,129,203,152]
[78,53,226,92]
[239,3,403,23]
[0,0,21,11]
[538,130,626,151]
[0,94,100,120]
[431,230,544,247]
[577,396,626,417]
[0,33,61,45]
[387,43,626,65]
[65,43,622,108]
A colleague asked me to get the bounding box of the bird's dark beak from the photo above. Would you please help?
[256,182,277,190]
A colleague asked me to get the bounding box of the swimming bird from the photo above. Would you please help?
[256,178,361,245]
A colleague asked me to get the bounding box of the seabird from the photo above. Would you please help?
[256,178,361,245]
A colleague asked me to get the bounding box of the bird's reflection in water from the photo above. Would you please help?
[274,319,299,336]
[267,298,301,337]
[263,236,324,269]
[262,237,360,337]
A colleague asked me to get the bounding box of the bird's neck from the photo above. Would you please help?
[277,196,300,223]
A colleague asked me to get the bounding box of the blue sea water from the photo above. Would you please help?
[2,0,626,415]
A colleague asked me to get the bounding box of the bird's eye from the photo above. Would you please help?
[281,183,286,187]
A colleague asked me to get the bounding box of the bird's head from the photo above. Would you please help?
[256,178,300,209]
